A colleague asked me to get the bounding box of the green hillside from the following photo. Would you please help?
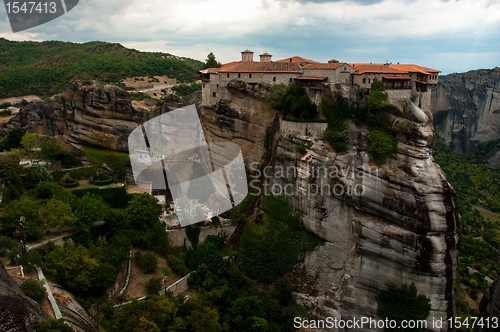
[0,38,203,98]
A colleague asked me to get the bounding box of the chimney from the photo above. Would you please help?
[241,49,254,62]
[259,52,272,63]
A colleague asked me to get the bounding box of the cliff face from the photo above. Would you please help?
[201,80,459,331]
[430,68,500,158]
[476,277,500,331]
[0,264,47,331]
[4,81,198,151]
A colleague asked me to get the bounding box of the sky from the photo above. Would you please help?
[1,0,499,75]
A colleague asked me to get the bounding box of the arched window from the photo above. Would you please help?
[273,76,276,82]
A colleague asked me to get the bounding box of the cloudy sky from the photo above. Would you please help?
[1,0,499,74]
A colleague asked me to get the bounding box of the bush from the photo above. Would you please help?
[34,319,73,332]
[172,83,202,96]
[137,251,158,274]
[72,187,132,209]
[20,279,46,304]
[146,277,162,294]
[167,256,189,276]
[368,129,399,164]
[90,173,113,185]
[60,178,79,188]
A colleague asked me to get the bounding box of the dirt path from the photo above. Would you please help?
[0,95,41,104]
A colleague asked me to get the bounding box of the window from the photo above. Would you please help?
[249,73,252,79]
[363,78,366,84]
[216,84,219,87]
[238,73,241,78]
[289,77,293,82]
[212,92,216,97]
[368,78,371,84]
[227,73,230,78]
[273,76,276,82]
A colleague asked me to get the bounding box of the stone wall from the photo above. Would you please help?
[167,225,237,247]
[280,119,328,141]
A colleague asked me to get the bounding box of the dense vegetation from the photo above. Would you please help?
[321,79,398,162]
[433,141,500,325]
[268,83,318,120]
[376,283,431,332]
[0,38,203,98]
[171,82,202,96]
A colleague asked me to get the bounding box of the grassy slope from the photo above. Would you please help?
[0,38,203,98]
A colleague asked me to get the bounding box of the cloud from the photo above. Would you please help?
[0,0,498,73]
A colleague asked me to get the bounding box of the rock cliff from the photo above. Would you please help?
[476,277,500,331]
[0,264,47,331]
[201,80,459,331]
[4,80,199,151]
[430,68,500,160]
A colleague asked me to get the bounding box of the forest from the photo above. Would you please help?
[0,38,203,98]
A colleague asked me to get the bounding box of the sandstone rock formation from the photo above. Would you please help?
[431,68,500,163]
[476,277,500,331]
[4,80,201,152]
[201,80,459,331]
[0,264,47,331]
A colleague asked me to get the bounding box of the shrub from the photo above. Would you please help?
[167,256,189,276]
[34,319,73,332]
[20,279,47,304]
[172,83,202,96]
[368,129,399,164]
[60,177,79,188]
[72,187,132,209]
[146,277,163,294]
[90,173,113,186]
[137,251,158,274]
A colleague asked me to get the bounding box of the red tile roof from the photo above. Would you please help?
[351,63,440,75]
[303,63,346,70]
[277,56,318,64]
[389,64,440,74]
[218,61,301,73]
[350,63,406,75]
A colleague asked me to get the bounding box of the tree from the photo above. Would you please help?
[20,279,46,304]
[0,151,23,202]
[20,133,40,161]
[75,193,110,228]
[201,52,222,69]
[126,193,161,230]
[137,251,158,274]
[368,129,398,164]
[146,277,162,294]
[133,317,161,332]
[367,78,388,127]
[0,196,44,240]
[41,199,76,230]
[376,283,431,332]
[34,319,73,332]
[25,164,53,189]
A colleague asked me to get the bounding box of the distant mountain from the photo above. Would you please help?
[0,38,203,98]
[431,68,500,157]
